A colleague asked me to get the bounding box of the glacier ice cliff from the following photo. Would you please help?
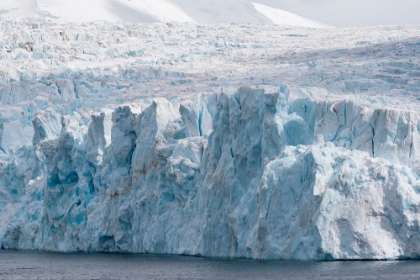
[1,20,420,260]
[2,86,420,260]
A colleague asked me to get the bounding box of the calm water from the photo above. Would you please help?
[1,250,420,279]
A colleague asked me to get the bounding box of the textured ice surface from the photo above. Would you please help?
[1,20,420,260]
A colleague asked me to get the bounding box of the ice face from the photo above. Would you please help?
[0,20,420,260]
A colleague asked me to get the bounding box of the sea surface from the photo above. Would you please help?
[0,250,420,279]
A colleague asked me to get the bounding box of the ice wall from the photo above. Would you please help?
[1,85,420,260]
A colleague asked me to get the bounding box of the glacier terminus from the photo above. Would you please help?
[0,19,420,260]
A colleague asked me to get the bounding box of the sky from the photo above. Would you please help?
[257,0,420,27]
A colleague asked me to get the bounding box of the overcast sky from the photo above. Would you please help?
[257,0,420,27]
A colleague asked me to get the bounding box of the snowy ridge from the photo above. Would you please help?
[0,0,328,27]
[0,20,420,260]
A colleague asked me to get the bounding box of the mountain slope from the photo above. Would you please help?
[0,0,39,18]
[0,0,329,27]
[170,0,269,24]
[252,2,331,28]
[0,0,195,23]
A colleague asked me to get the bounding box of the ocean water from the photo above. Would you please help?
[1,250,420,280]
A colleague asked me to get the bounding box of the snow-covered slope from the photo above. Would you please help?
[0,0,195,23]
[1,19,420,260]
[170,0,268,24]
[0,0,328,27]
[252,2,330,28]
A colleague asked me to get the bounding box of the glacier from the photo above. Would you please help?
[1,19,420,260]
